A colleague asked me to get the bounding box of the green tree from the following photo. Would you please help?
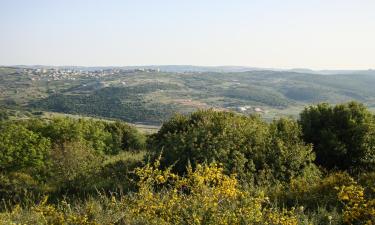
[25,117,113,154]
[0,123,51,173]
[24,117,146,155]
[265,118,315,182]
[148,110,314,182]
[299,101,375,171]
[105,121,146,154]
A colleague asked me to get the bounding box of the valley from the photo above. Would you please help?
[1,66,375,125]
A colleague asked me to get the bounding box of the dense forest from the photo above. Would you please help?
[0,101,374,224]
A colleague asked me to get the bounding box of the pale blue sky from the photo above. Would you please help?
[0,0,374,69]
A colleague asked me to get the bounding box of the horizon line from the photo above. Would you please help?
[1,64,374,71]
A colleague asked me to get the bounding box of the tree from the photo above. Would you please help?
[299,102,375,171]
[0,123,51,173]
[105,121,146,154]
[23,117,146,155]
[266,118,315,181]
[25,117,112,154]
[148,110,315,182]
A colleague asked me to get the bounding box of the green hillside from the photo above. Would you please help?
[1,67,375,124]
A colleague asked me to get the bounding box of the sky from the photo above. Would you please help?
[0,0,374,69]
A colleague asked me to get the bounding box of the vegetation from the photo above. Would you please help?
[31,87,178,124]
[0,116,147,203]
[148,110,315,183]
[0,123,50,173]
[0,101,374,224]
[299,101,375,171]
[2,66,375,124]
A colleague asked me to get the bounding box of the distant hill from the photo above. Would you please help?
[1,66,374,124]
[6,65,374,75]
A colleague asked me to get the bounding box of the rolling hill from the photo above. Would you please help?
[1,66,374,124]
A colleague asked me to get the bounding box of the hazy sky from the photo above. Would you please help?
[0,0,374,69]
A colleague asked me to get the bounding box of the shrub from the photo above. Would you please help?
[265,118,315,182]
[104,121,146,154]
[338,182,375,224]
[0,123,51,173]
[31,117,113,154]
[23,117,146,155]
[299,101,375,171]
[93,151,145,193]
[48,141,103,193]
[358,172,375,199]
[0,109,10,121]
[148,110,315,183]
[0,172,44,205]
[279,172,356,210]
[0,161,303,225]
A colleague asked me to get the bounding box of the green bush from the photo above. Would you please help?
[279,172,354,210]
[299,101,375,171]
[48,141,103,194]
[104,121,146,154]
[22,117,146,155]
[25,117,112,154]
[265,118,316,182]
[148,110,315,183]
[94,156,143,193]
[0,123,51,173]
[0,172,44,205]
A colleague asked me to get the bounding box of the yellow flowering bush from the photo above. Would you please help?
[127,159,263,224]
[263,208,299,225]
[123,159,302,224]
[0,160,303,225]
[279,172,355,208]
[0,197,99,224]
[338,182,375,225]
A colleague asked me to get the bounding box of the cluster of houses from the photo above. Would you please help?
[237,105,266,114]
[21,67,161,81]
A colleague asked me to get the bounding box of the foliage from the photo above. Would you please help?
[358,172,375,199]
[0,108,10,121]
[0,116,147,200]
[24,117,113,154]
[31,86,178,124]
[148,110,315,183]
[0,102,375,224]
[92,151,145,193]
[0,172,45,204]
[222,87,290,107]
[104,121,146,154]
[19,117,146,154]
[278,172,354,209]
[266,118,315,182]
[0,161,304,225]
[338,182,375,224]
[0,153,371,225]
[48,141,103,193]
[0,123,51,173]
[299,101,375,171]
